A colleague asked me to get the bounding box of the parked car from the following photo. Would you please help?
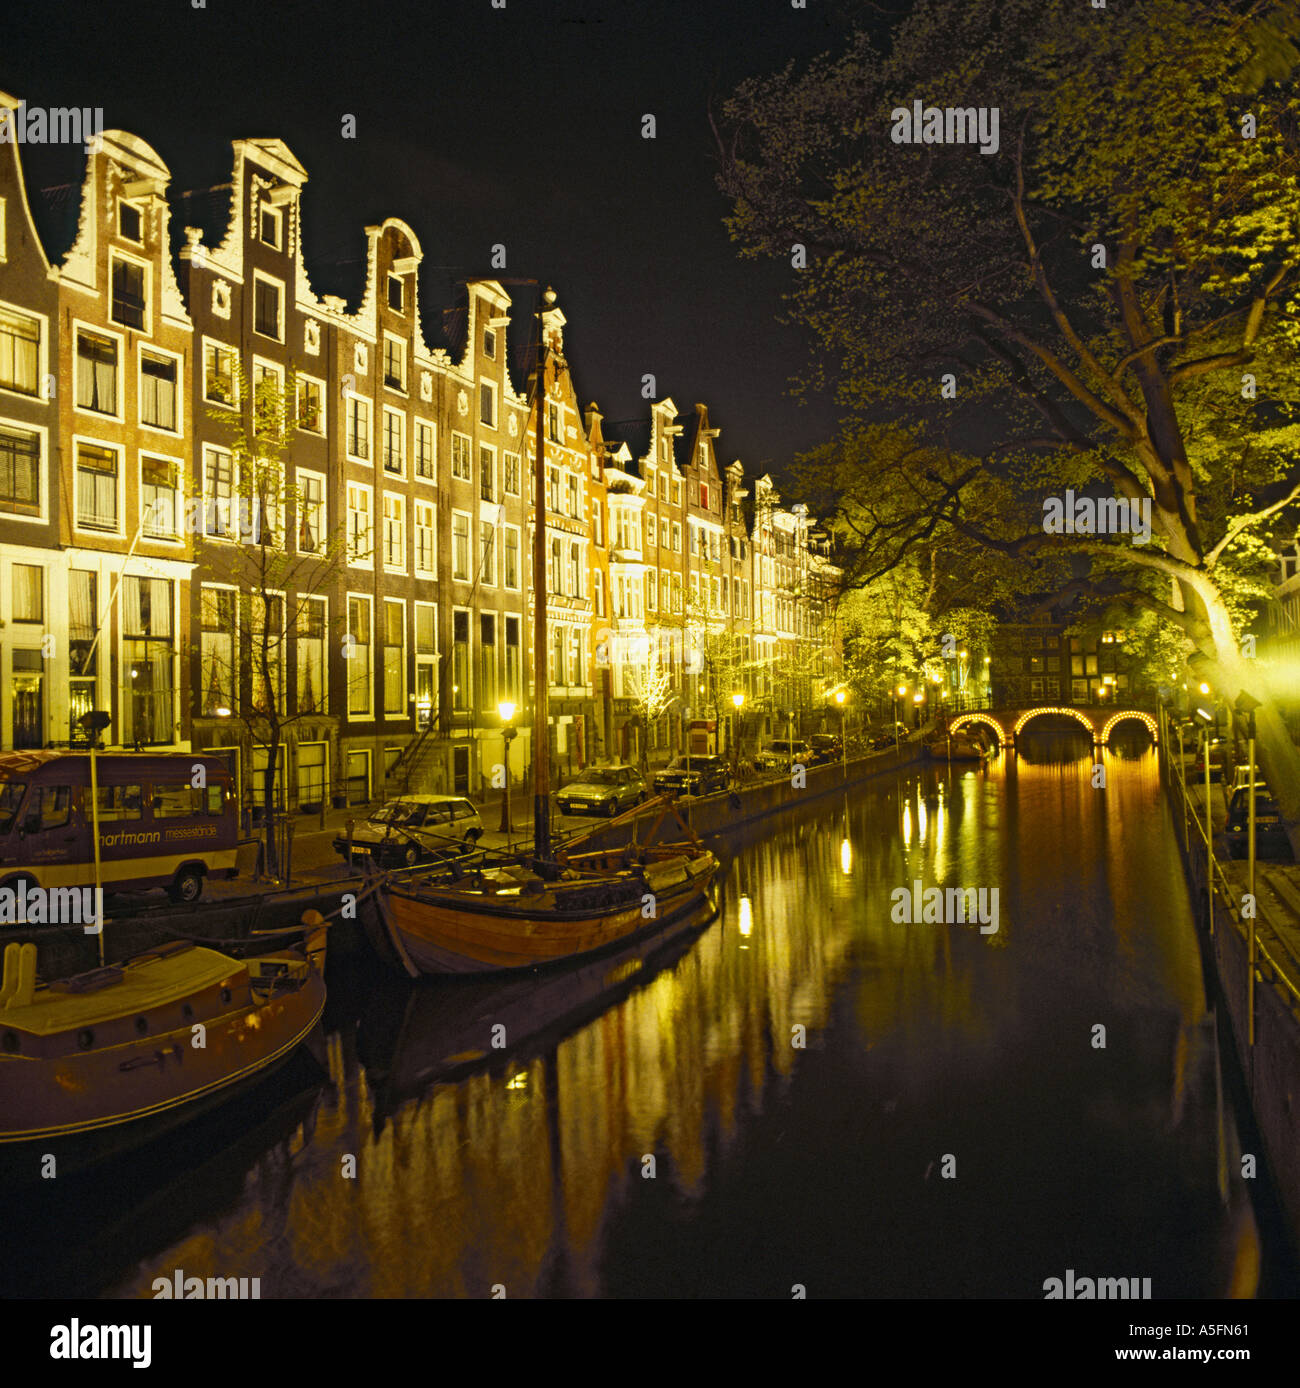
[556,764,647,817]
[653,755,731,797]
[334,794,483,868]
[755,740,813,771]
[1225,784,1292,860]
[809,734,843,764]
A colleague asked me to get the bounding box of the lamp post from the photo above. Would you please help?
[834,688,847,778]
[731,691,744,783]
[787,709,795,775]
[498,701,517,836]
[894,684,906,752]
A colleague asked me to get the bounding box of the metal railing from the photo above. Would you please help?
[1159,705,1300,1034]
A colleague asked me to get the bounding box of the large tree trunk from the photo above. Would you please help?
[263,741,280,879]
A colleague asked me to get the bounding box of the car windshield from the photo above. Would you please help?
[669,758,702,770]
[578,770,619,786]
[371,802,419,824]
[0,781,25,835]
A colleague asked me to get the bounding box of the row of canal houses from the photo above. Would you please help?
[0,98,841,814]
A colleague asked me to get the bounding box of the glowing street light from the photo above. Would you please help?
[498,700,517,834]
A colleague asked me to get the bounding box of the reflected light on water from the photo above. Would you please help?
[738,894,754,936]
[840,837,852,876]
[902,801,913,847]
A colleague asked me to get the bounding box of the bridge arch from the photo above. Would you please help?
[948,713,1008,746]
[1099,710,1158,747]
[1012,706,1098,742]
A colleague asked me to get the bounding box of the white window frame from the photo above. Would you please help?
[414,418,436,484]
[451,430,472,482]
[381,405,406,477]
[414,499,437,578]
[382,491,407,574]
[503,523,521,591]
[201,336,239,409]
[383,332,408,394]
[137,342,183,437]
[252,269,285,343]
[0,416,49,525]
[71,434,124,538]
[0,296,50,405]
[451,508,472,582]
[479,377,497,430]
[295,371,326,435]
[251,356,286,440]
[73,320,124,423]
[296,466,327,554]
[258,203,283,250]
[345,592,374,721]
[382,597,407,719]
[139,450,183,543]
[108,248,151,335]
[346,480,374,569]
[345,391,373,465]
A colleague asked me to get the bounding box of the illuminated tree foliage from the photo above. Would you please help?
[718,0,1300,846]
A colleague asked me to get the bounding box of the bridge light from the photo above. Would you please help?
[1198,682,1210,695]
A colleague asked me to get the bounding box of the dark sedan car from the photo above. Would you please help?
[556,764,647,817]
[653,755,731,797]
[1225,784,1293,860]
[809,734,843,764]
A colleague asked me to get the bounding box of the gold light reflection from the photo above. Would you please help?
[738,895,754,937]
[917,794,928,840]
[840,837,852,875]
[506,1070,529,1090]
[902,801,913,847]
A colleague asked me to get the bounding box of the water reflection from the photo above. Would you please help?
[8,738,1282,1299]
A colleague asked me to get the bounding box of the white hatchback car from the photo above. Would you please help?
[335,794,483,868]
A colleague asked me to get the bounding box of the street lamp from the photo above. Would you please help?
[894,685,906,752]
[834,688,847,777]
[498,700,517,835]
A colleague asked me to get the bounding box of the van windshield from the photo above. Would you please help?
[0,782,25,835]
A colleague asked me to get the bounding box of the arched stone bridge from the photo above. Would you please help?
[946,705,1159,751]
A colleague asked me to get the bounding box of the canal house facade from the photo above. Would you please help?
[0,117,844,800]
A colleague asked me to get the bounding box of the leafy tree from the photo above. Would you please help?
[719,0,1300,848]
[200,362,347,877]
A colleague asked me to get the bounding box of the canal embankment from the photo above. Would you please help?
[1162,722,1300,1257]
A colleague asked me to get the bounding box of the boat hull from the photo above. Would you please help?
[367,850,719,975]
[0,946,325,1172]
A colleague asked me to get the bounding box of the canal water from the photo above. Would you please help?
[9,734,1284,1298]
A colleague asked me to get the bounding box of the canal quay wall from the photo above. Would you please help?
[1163,750,1300,1253]
[567,742,926,851]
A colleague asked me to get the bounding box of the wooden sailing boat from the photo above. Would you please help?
[363,286,719,977]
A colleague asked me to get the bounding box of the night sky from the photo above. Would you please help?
[2,0,882,476]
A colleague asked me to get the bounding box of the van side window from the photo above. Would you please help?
[0,782,25,834]
[30,786,72,831]
[97,785,143,821]
[153,783,225,818]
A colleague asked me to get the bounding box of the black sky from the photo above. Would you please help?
[2,0,887,476]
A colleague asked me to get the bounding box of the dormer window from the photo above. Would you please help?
[118,202,142,243]
[388,274,404,312]
[259,205,282,250]
[484,328,496,359]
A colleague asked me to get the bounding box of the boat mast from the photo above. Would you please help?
[533,290,553,863]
